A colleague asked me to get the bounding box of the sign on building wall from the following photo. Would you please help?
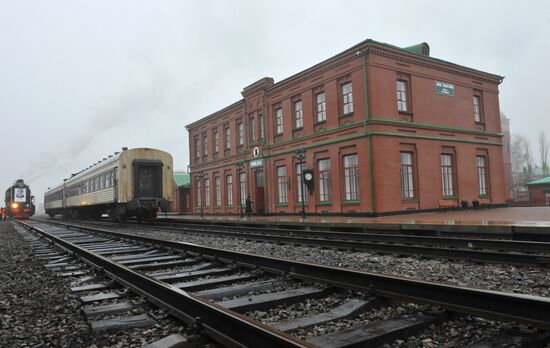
[250,158,264,168]
[435,81,455,96]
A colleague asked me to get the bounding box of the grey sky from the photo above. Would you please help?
[1,0,549,205]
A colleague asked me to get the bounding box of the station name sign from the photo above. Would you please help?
[435,81,455,96]
[250,158,264,168]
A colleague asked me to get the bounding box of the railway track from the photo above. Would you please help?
[89,217,550,266]
[18,219,550,347]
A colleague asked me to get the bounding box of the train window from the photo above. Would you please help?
[95,177,100,191]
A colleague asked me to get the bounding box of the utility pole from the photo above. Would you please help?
[296,150,306,219]
[236,162,244,218]
[197,170,204,217]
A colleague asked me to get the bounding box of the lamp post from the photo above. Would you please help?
[236,162,244,218]
[296,150,306,219]
[196,170,204,217]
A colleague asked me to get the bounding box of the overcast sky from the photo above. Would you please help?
[1,0,549,205]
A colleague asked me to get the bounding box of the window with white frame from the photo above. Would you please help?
[276,166,288,204]
[316,92,326,122]
[441,154,455,197]
[259,112,265,140]
[343,154,359,201]
[400,152,415,198]
[215,176,221,206]
[196,180,202,207]
[476,156,488,196]
[341,82,353,115]
[204,178,210,207]
[473,95,482,123]
[194,137,200,159]
[203,134,208,156]
[250,115,256,142]
[213,130,219,153]
[238,122,244,146]
[275,108,283,135]
[318,159,331,202]
[224,126,231,150]
[226,174,233,206]
[294,100,303,129]
[397,80,408,112]
[295,163,308,203]
[239,172,247,205]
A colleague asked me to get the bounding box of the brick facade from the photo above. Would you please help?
[186,39,506,216]
[527,177,550,206]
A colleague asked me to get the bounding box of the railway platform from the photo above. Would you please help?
[163,206,550,240]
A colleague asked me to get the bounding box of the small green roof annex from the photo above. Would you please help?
[174,172,190,187]
[526,176,550,186]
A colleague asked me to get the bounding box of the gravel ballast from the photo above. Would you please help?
[0,221,89,347]
[1,221,194,348]
[117,225,550,297]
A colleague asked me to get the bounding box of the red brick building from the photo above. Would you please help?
[526,177,550,206]
[171,172,191,214]
[186,39,506,216]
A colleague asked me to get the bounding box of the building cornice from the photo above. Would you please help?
[369,45,503,85]
[185,100,244,131]
[366,118,503,138]
[186,39,504,131]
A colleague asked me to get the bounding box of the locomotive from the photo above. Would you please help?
[4,179,35,219]
[44,147,173,222]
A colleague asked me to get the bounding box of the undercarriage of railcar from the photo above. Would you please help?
[46,198,170,222]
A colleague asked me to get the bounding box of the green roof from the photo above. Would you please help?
[174,172,190,187]
[526,176,550,186]
[402,43,429,56]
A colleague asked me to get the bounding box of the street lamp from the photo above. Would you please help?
[236,162,244,218]
[196,170,204,217]
[296,150,306,219]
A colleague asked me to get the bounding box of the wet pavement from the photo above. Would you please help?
[166,206,550,227]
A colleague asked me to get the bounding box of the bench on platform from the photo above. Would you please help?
[438,199,457,209]
[472,197,490,208]
[478,198,490,205]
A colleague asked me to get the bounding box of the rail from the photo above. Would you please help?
[28,219,550,331]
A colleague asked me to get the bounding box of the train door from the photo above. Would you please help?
[254,169,265,215]
[133,160,163,198]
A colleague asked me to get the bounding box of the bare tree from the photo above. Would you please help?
[539,132,549,175]
[510,134,534,199]
[524,139,534,179]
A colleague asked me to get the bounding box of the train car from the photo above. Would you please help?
[44,147,173,221]
[4,179,35,219]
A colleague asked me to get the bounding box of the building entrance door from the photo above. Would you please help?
[545,192,550,206]
[254,170,265,215]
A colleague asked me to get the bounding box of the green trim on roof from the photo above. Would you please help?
[173,172,190,187]
[526,176,550,186]
[402,43,428,56]
[366,118,503,137]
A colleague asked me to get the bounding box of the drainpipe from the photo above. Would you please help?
[358,45,375,214]
[368,136,375,214]
[261,88,268,215]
